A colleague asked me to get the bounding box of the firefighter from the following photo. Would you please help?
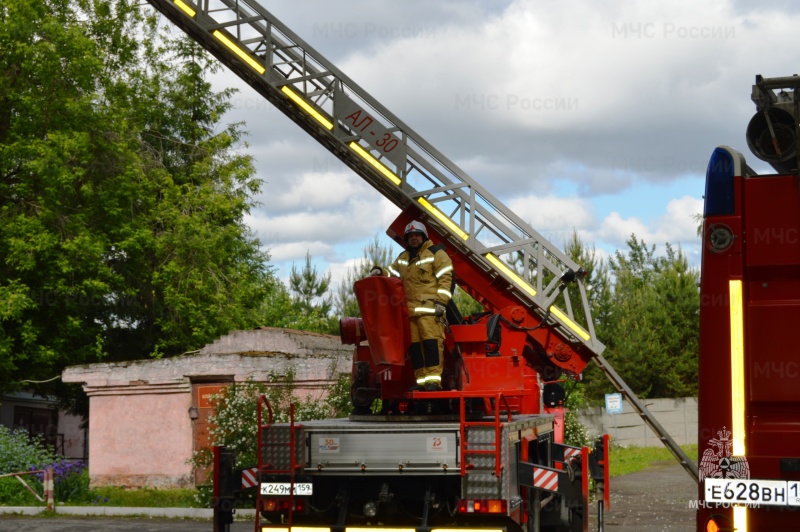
[371,221,454,391]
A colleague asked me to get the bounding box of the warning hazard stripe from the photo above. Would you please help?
[241,467,258,489]
[564,447,580,461]
[533,467,558,492]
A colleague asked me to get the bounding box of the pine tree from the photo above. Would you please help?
[584,236,699,400]
[289,252,333,315]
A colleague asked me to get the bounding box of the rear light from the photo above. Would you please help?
[456,499,507,514]
[705,514,732,532]
[261,498,305,512]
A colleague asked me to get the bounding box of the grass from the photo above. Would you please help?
[609,443,698,477]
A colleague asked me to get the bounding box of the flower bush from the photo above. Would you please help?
[563,381,594,448]
[33,459,90,503]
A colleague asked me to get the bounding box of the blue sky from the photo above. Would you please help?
[193,0,800,291]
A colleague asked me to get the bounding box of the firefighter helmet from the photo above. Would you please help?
[404,221,428,241]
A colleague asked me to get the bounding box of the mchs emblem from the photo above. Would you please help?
[699,427,750,480]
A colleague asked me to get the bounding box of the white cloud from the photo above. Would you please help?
[506,195,596,238]
[266,241,334,264]
[245,166,400,276]
[258,171,370,214]
[597,195,703,250]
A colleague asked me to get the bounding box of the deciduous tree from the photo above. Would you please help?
[0,0,273,395]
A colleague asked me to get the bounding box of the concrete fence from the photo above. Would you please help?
[575,397,697,447]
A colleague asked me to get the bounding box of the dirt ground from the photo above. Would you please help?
[595,460,698,531]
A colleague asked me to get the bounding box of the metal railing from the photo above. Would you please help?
[0,467,55,510]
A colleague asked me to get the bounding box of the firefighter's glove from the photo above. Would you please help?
[434,302,446,317]
[369,267,382,277]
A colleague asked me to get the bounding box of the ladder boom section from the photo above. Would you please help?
[147,0,605,360]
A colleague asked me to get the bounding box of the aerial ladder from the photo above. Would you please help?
[148,0,697,506]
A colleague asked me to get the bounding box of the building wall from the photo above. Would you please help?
[0,392,85,461]
[87,385,193,488]
[58,411,86,460]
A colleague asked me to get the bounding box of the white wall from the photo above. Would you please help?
[575,397,697,447]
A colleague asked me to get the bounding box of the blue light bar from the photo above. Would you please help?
[704,146,739,217]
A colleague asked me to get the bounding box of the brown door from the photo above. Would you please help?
[191,382,230,485]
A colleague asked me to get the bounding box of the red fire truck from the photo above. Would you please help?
[698,75,800,530]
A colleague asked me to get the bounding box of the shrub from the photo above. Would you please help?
[0,426,57,505]
[0,476,43,505]
[0,426,56,474]
[563,380,594,448]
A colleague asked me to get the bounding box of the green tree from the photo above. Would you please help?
[583,236,699,400]
[282,251,337,333]
[290,251,332,315]
[0,0,273,396]
[452,287,485,317]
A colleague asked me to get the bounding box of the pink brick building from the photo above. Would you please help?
[62,328,352,488]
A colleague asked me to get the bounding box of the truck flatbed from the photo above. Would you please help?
[265,414,554,476]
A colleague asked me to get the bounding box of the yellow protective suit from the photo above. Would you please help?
[387,239,454,387]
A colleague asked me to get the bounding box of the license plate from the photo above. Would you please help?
[705,478,800,507]
[260,482,313,496]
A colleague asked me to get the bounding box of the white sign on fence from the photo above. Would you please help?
[605,393,623,415]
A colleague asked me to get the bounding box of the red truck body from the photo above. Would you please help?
[698,145,800,530]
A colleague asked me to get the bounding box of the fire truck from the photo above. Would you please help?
[697,75,800,531]
[142,1,699,530]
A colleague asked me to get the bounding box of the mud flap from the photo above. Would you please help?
[213,446,237,532]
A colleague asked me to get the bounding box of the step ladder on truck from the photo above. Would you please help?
[139,0,699,530]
